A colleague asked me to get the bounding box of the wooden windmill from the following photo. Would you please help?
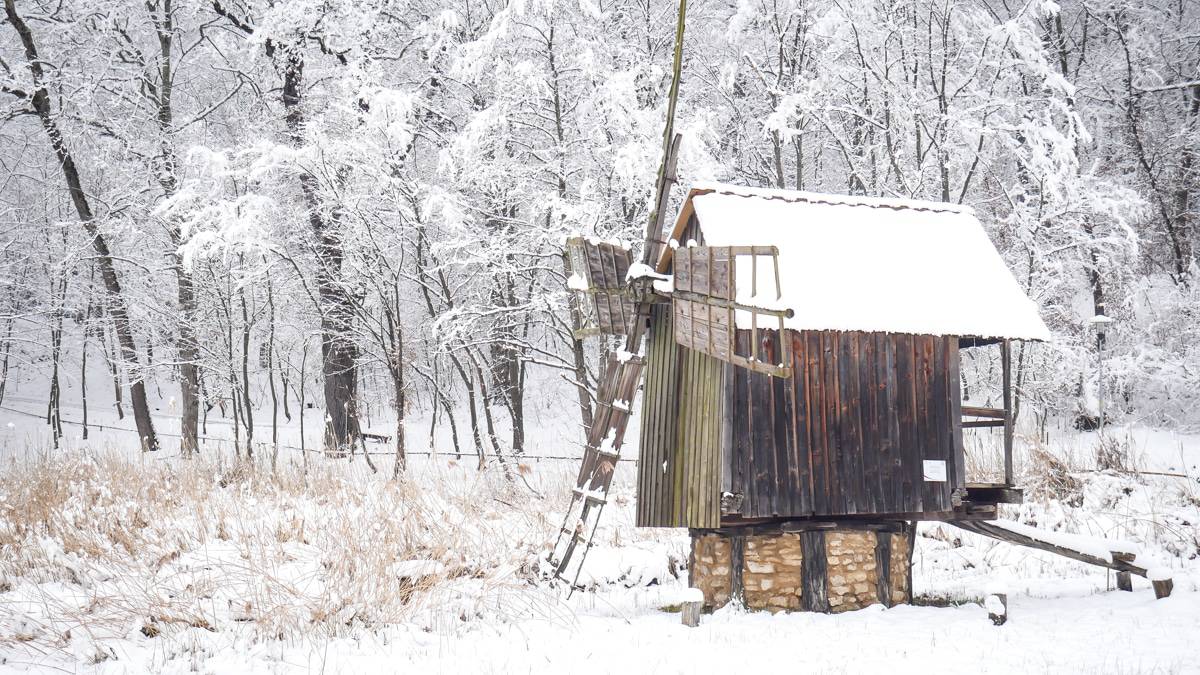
[547,0,1168,613]
[550,213,798,590]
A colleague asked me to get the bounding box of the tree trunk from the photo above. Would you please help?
[144,0,201,457]
[239,288,254,457]
[107,330,124,420]
[277,48,361,456]
[5,0,158,450]
[268,274,279,471]
[0,318,13,407]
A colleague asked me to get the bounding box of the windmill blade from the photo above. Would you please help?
[564,236,638,338]
[671,245,794,378]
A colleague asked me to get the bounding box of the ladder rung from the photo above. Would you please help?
[571,487,607,506]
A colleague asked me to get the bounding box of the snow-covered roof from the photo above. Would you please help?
[661,183,1051,341]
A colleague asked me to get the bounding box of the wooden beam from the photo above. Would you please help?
[730,534,745,603]
[963,419,1007,428]
[1001,339,1013,485]
[951,520,1151,578]
[961,406,1007,419]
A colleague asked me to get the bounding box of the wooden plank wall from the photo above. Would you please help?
[727,330,962,519]
[637,303,723,527]
[639,214,723,528]
[637,304,681,526]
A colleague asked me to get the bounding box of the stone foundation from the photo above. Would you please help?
[690,523,912,613]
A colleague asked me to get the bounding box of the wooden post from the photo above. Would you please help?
[730,535,745,604]
[986,593,1008,625]
[1116,571,1133,592]
[1149,569,1174,599]
[681,600,702,627]
[1001,340,1013,485]
[681,587,704,627]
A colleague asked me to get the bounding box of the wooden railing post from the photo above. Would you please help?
[1001,339,1013,485]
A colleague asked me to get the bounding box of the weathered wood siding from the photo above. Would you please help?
[637,304,723,528]
[726,330,963,519]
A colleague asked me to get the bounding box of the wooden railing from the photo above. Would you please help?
[961,339,1015,485]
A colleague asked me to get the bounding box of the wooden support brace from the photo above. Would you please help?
[1116,571,1133,592]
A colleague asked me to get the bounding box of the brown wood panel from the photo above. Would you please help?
[790,331,814,515]
[718,329,963,521]
[806,330,829,515]
[823,332,845,513]
[893,333,917,513]
[947,339,965,488]
[636,305,680,527]
[841,332,865,514]
[883,334,904,512]
[860,333,881,515]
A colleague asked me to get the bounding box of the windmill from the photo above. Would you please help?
[546,2,1173,615]
[545,0,797,590]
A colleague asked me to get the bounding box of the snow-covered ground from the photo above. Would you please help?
[1,388,1198,674]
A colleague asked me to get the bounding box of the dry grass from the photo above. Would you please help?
[0,448,571,653]
[1022,441,1085,507]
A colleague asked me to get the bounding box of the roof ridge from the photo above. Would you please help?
[694,183,972,216]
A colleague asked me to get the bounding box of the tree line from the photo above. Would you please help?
[1,0,1196,473]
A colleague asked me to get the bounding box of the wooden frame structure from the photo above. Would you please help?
[565,236,637,338]
[959,338,1016,487]
[671,245,793,378]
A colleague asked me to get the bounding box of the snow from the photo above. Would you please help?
[679,586,706,603]
[1148,567,1173,582]
[390,559,446,579]
[989,520,1140,563]
[615,348,639,363]
[1,383,1198,674]
[984,593,1006,615]
[625,262,670,283]
[674,183,1052,341]
[567,272,589,291]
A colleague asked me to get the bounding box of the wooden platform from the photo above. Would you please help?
[962,483,1023,505]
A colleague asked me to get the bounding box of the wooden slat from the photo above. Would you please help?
[772,336,792,514]
[842,332,865,514]
[963,419,1007,428]
[961,406,1006,419]
[1002,339,1014,486]
[930,335,950,511]
[824,332,845,514]
[808,330,829,515]
[860,332,880,515]
[947,340,965,490]
[916,335,936,512]
[791,331,814,515]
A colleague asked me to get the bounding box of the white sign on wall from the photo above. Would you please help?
[922,460,947,482]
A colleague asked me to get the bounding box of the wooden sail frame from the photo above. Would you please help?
[565,236,637,338]
[672,245,793,378]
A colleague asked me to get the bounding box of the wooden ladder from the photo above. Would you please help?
[548,350,645,592]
